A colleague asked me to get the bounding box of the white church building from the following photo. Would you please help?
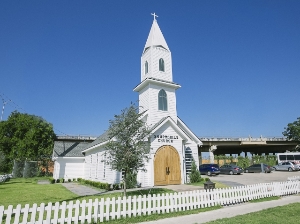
[52,15,202,186]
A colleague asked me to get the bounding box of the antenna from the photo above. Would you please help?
[0,94,11,121]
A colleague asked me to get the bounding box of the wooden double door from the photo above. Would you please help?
[154,145,181,186]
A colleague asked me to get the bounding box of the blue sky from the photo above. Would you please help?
[0,1,299,138]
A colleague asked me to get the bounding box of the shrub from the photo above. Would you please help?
[68,179,71,182]
[49,177,55,184]
[125,171,137,189]
[113,184,120,190]
[56,179,60,183]
[205,177,210,182]
[189,161,202,183]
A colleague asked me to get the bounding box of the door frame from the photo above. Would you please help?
[153,145,181,186]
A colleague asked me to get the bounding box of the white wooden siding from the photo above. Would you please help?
[138,86,149,113]
[84,147,122,184]
[147,84,177,125]
[141,47,173,82]
[54,158,84,179]
[141,50,151,81]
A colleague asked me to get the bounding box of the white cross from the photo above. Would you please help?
[151,12,158,21]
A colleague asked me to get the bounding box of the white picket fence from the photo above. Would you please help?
[288,175,300,181]
[1,181,300,224]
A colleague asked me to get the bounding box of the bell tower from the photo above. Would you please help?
[134,14,181,126]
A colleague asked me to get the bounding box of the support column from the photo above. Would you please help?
[209,145,217,164]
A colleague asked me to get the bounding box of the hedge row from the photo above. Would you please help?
[48,177,122,191]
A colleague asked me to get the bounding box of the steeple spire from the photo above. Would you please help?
[143,14,169,53]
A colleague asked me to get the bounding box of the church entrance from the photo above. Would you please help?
[154,145,181,186]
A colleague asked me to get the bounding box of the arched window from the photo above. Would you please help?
[159,58,165,72]
[158,89,168,111]
[145,61,148,74]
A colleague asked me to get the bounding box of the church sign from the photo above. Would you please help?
[153,135,179,143]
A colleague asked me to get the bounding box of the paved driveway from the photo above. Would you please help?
[207,170,300,186]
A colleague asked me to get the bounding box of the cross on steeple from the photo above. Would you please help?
[151,12,158,21]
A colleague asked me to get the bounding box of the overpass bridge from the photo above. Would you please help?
[198,136,299,156]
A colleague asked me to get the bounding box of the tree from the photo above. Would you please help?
[0,111,56,168]
[0,150,11,174]
[105,104,151,196]
[189,161,201,183]
[283,117,300,150]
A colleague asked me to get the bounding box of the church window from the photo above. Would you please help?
[145,61,148,74]
[103,152,107,179]
[158,89,168,111]
[159,58,165,72]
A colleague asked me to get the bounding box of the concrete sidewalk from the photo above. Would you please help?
[61,183,205,196]
[139,195,300,224]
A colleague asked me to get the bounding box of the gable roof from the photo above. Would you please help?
[82,131,109,152]
[150,116,201,145]
[53,141,89,158]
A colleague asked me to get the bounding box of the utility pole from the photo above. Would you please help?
[0,94,11,121]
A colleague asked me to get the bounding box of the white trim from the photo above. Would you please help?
[133,78,180,92]
[177,117,202,145]
[151,117,190,141]
[56,157,84,159]
[82,141,108,153]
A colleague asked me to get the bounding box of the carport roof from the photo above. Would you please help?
[53,141,89,157]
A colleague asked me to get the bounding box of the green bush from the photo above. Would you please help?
[205,177,210,181]
[49,177,55,184]
[56,179,60,183]
[77,178,111,190]
[113,183,120,190]
[125,171,137,189]
[68,179,71,182]
[189,161,202,183]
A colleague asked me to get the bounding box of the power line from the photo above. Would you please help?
[0,92,70,136]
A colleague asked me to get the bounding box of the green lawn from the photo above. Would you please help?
[206,202,300,223]
[0,178,77,207]
[188,180,229,189]
[0,178,175,208]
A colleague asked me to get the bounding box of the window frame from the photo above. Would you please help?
[159,58,165,72]
[145,61,148,74]
[158,89,168,111]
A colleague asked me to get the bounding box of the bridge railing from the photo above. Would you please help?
[199,137,287,142]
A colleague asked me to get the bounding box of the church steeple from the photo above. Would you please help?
[140,14,173,83]
[134,14,180,125]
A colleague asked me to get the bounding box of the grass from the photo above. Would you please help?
[0,178,175,208]
[205,202,300,223]
[188,180,229,189]
[249,196,281,203]
[0,178,77,207]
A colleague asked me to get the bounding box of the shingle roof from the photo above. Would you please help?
[53,141,89,157]
[83,130,110,150]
